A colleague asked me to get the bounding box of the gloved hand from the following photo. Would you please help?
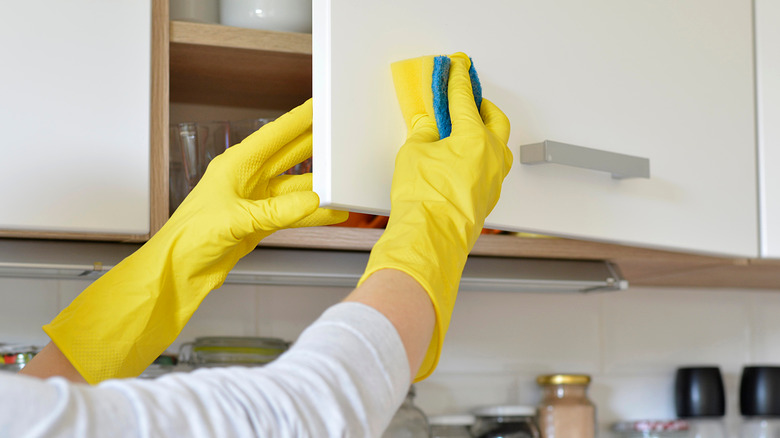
[44,99,347,383]
[358,53,513,381]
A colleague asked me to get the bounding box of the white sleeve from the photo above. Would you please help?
[0,302,411,438]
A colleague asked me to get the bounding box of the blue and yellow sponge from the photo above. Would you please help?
[391,52,483,139]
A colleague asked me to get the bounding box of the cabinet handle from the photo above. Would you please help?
[520,140,650,179]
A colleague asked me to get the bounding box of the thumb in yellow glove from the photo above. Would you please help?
[358,52,513,381]
[44,99,347,383]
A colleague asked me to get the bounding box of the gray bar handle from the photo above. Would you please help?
[520,140,650,179]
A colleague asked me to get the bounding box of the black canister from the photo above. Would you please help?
[675,367,728,438]
[740,366,780,416]
[675,366,726,417]
[740,366,780,437]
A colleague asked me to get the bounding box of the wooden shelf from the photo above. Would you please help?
[169,21,312,109]
[260,227,780,290]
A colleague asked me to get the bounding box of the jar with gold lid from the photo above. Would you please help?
[536,374,596,438]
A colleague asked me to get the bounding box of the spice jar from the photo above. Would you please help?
[383,385,430,437]
[471,405,540,438]
[536,374,596,438]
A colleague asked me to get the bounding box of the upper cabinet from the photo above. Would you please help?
[313,0,758,258]
[756,0,780,258]
[0,1,164,241]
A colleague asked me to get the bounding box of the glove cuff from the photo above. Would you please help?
[358,212,475,381]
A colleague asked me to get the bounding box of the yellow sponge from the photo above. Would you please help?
[391,53,483,139]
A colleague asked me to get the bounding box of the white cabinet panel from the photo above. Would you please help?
[0,1,151,235]
[756,0,780,258]
[313,0,757,257]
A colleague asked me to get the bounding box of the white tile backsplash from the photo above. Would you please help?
[601,287,751,374]
[747,289,780,364]
[169,283,261,353]
[256,284,348,340]
[440,290,602,374]
[0,277,60,346]
[2,277,779,432]
[415,372,523,414]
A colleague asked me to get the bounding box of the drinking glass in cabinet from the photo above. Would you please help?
[170,121,230,191]
[230,117,312,175]
[228,118,272,145]
[169,125,189,215]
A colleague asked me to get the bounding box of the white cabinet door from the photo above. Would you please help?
[0,1,151,235]
[756,0,780,258]
[313,0,758,257]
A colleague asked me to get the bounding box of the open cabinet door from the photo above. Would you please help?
[313,0,758,258]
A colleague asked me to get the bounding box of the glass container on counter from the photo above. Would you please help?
[0,345,39,373]
[178,336,288,368]
[612,420,691,438]
[383,385,430,438]
[139,354,178,379]
[536,374,596,438]
[429,414,475,438]
[471,405,540,438]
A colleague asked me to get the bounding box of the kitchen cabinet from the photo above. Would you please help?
[312,0,758,258]
[1,3,776,289]
[755,0,780,258]
[0,0,167,241]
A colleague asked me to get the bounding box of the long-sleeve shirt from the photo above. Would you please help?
[0,302,410,437]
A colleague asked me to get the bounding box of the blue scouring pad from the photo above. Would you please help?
[431,56,483,139]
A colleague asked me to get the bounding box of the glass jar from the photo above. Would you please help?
[178,336,288,368]
[536,374,596,438]
[612,420,690,438]
[0,345,39,373]
[471,405,540,438]
[139,354,178,379]
[429,414,475,438]
[383,385,430,437]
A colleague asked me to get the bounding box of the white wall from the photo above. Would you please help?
[2,276,778,436]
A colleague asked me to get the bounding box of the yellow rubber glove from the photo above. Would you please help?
[358,53,513,381]
[43,99,347,384]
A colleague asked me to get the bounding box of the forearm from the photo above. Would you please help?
[343,268,435,381]
[19,342,85,383]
